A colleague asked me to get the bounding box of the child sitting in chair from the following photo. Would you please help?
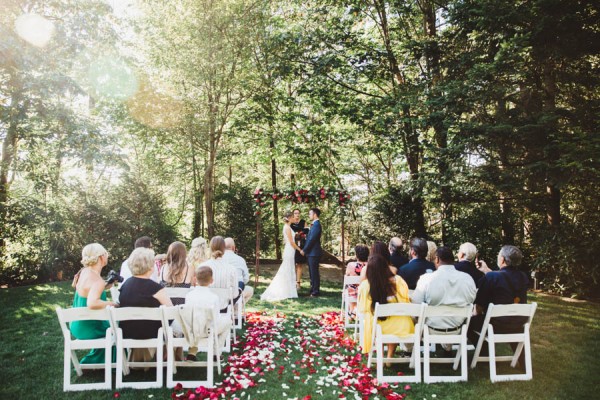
[184,266,232,361]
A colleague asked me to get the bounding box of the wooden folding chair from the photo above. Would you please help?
[209,287,236,351]
[162,305,221,388]
[56,306,115,391]
[422,305,474,383]
[367,302,426,383]
[110,307,164,389]
[340,276,361,330]
[470,302,538,382]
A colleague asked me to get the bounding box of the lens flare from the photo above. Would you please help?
[14,13,55,47]
[126,79,183,129]
[86,56,138,100]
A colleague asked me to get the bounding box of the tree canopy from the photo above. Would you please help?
[1,0,598,297]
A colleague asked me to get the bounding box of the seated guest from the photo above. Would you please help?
[187,237,208,270]
[389,237,408,271]
[467,245,529,366]
[455,242,484,288]
[119,247,173,361]
[120,236,159,283]
[70,243,117,364]
[412,246,476,348]
[398,238,435,290]
[360,241,397,280]
[182,266,233,361]
[358,254,414,356]
[223,237,254,303]
[345,244,370,297]
[160,241,195,305]
[426,241,437,263]
[200,236,240,308]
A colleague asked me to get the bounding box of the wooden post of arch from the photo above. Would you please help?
[255,216,260,285]
[341,214,346,277]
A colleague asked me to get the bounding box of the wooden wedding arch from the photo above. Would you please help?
[252,187,351,285]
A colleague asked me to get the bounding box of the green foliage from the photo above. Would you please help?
[214,183,260,260]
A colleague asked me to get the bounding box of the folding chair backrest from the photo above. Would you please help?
[110,306,164,324]
[343,276,362,288]
[164,287,192,300]
[488,303,537,320]
[374,302,425,320]
[423,304,474,319]
[56,307,113,338]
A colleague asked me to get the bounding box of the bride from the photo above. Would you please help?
[261,211,301,302]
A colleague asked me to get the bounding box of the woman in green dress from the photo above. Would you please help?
[71,243,118,364]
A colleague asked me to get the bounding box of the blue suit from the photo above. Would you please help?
[398,258,435,290]
[303,219,322,295]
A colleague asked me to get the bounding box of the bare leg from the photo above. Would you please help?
[386,344,398,367]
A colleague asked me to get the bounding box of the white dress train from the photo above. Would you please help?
[260,225,298,302]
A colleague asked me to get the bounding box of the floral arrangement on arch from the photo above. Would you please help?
[253,187,351,216]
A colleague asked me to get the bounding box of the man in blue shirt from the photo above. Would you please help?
[467,245,529,366]
[398,238,435,289]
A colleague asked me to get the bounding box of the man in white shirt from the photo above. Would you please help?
[183,266,232,361]
[412,246,476,334]
[120,236,160,283]
[223,237,254,303]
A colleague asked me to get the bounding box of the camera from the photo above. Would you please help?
[105,270,123,285]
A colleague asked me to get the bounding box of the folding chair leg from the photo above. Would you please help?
[488,331,497,381]
[70,350,83,376]
[511,342,524,368]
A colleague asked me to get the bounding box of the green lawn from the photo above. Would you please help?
[0,275,599,399]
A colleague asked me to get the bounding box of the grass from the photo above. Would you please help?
[0,272,599,399]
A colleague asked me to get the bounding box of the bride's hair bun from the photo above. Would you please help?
[283,210,293,222]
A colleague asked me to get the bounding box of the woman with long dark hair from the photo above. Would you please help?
[160,241,195,304]
[360,240,398,280]
[357,254,414,356]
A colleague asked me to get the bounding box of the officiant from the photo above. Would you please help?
[291,208,309,290]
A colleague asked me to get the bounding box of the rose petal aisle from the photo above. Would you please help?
[171,311,410,400]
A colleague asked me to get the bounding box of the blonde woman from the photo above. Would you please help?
[70,243,117,364]
[260,211,301,301]
[187,237,208,269]
[426,241,438,263]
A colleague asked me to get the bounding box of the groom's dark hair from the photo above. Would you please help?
[310,207,321,217]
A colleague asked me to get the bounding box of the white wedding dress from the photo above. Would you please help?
[261,224,298,302]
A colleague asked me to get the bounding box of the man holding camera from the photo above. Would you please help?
[120,236,160,284]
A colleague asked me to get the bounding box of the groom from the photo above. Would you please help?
[300,208,322,297]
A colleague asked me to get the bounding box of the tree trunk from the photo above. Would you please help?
[0,88,22,255]
[542,60,561,229]
[401,105,427,238]
[270,136,281,260]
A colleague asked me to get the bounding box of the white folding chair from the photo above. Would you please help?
[470,302,538,382]
[110,307,164,389]
[422,305,474,383]
[341,276,361,330]
[109,286,120,303]
[56,306,114,391]
[235,289,246,329]
[164,287,192,303]
[209,287,236,350]
[367,302,426,383]
[162,305,221,388]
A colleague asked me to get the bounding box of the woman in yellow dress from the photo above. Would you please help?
[358,254,414,355]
